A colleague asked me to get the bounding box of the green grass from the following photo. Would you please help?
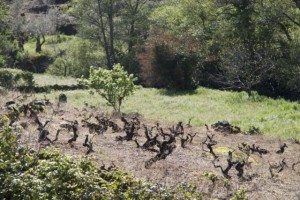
[0,68,78,86]
[24,35,76,58]
[3,69,299,140]
[35,87,300,140]
[33,73,78,86]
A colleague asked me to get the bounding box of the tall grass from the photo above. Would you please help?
[35,87,300,140]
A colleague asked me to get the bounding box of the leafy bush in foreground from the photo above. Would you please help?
[0,121,203,199]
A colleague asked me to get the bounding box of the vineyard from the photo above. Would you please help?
[2,0,300,198]
[1,91,300,199]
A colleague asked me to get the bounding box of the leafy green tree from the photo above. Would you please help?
[143,0,213,90]
[151,37,203,90]
[119,0,152,53]
[75,0,119,69]
[213,0,300,96]
[47,39,105,78]
[0,0,11,67]
[75,0,156,70]
[82,63,137,112]
[25,11,57,52]
[216,39,275,96]
[147,0,300,98]
[10,0,26,51]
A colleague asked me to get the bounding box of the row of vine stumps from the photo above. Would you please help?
[1,93,300,199]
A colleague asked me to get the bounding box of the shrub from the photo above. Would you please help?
[0,70,14,88]
[14,71,35,87]
[0,70,35,89]
[81,64,137,112]
[152,40,201,90]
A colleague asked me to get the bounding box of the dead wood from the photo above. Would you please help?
[249,144,269,156]
[235,160,245,178]
[83,134,94,155]
[292,161,300,171]
[269,158,287,178]
[188,132,197,144]
[212,120,241,134]
[67,120,79,144]
[202,134,218,159]
[145,134,176,169]
[82,119,106,135]
[100,161,116,172]
[276,143,288,154]
[134,125,159,152]
[212,151,238,179]
[51,129,61,143]
[116,123,137,141]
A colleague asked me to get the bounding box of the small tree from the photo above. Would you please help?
[26,12,56,53]
[83,63,137,112]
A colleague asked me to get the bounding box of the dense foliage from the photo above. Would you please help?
[0,0,19,68]
[75,0,155,71]
[2,0,300,99]
[47,38,105,78]
[144,0,300,98]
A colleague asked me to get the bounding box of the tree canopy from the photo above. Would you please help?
[2,0,300,99]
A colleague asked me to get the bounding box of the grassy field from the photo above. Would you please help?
[33,73,78,86]
[2,68,299,140]
[23,35,76,58]
[32,85,300,140]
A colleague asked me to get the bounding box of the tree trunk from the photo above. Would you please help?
[128,21,135,53]
[18,33,25,51]
[63,61,67,77]
[128,0,140,53]
[108,0,115,68]
[97,0,113,69]
[35,36,42,52]
[35,35,45,53]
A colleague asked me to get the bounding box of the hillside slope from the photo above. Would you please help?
[1,92,300,199]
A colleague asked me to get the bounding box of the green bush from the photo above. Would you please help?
[81,64,138,112]
[0,70,14,88]
[152,39,202,90]
[0,55,5,67]
[0,70,35,88]
[0,121,204,199]
[14,71,35,87]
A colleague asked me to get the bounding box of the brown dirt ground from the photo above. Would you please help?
[1,93,300,199]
